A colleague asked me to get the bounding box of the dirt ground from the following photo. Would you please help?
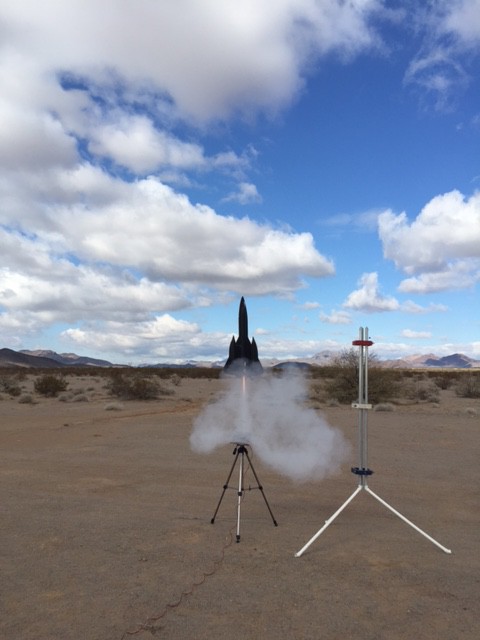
[1,374,479,640]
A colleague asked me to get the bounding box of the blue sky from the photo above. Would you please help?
[0,1,479,364]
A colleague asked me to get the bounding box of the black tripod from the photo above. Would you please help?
[211,443,278,542]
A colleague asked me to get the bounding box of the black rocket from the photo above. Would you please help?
[224,297,263,375]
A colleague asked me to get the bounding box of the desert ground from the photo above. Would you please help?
[1,371,479,640]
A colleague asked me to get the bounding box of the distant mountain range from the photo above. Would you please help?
[0,348,114,368]
[0,347,479,369]
[264,351,480,370]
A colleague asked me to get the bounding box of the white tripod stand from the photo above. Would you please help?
[295,327,451,557]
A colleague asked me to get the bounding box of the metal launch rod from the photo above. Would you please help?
[295,327,451,557]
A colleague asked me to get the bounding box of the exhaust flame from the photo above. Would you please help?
[190,370,349,482]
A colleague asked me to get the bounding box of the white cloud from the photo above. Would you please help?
[3,1,382,359]
[401,329,432,339]
[378,190,480,293]
[299,301,321,310]
[87,115,206,174]
[320,208,381,232]
[442,0,480,45]
[343,272,400,313]
[48,176,334,292]
[62,315,211,362]
[404,0,480,109]
[0,0,384,124]
[0,172,335,337]
[401,300,448,314]
[319,310,352,324]
[398,262,480,294]
[222,182,262,205]
[404,47,469,110]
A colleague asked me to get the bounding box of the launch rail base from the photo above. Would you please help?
[295,327,451,558]
[211,443,278,543]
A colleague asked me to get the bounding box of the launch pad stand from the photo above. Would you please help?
[211,443,278,542]
[295,327,451,557]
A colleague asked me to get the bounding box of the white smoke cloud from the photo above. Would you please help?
[190,370,349,483]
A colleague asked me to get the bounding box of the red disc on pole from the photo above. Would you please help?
[352,339,374,346]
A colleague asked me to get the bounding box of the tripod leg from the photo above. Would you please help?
[236,450,244,542]
[365,487,452,554]
[245,450,278,527]
[211,451,240,524]
[295,485,362,558]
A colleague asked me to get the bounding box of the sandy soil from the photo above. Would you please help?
[1,374,478,640]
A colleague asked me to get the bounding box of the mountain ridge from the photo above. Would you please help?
[0,348,478,369]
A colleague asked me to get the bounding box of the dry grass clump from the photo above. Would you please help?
[18,393,37,404]
[374,403,396,412]
[104,401,124,411]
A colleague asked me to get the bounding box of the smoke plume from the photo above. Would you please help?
[190,370,349,482]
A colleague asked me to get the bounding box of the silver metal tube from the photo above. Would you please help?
[365,487,452,554]
[236,450,244,542]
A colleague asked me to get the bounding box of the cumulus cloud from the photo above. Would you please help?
[4,2,473,361]
[0,0,384,123]
[62,316,214,362]
[87,115,207,174]
[343,272,400,313]
[398,262,480,294]
[378,190,480,293]
[3,1,376,361]
[0,170,334,299]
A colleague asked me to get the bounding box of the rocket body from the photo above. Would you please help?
[224,297,263,375]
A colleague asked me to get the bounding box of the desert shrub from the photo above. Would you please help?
[169,374,182,386]
[431,372,456,390]
[72,387,86,395]
[455,374,480,399]
[18,393,36,404]
[400,376,440,403]
[108,372,162,400]
[326,398,341,407]
[323,349,397,404]
[34,374,68,397]
[309,382,326,404]
[0,376,22,397]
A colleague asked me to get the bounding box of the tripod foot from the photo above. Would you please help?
[236,534,240,543]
